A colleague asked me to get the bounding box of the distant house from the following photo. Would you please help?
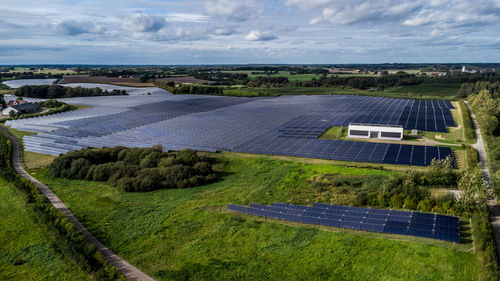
[7,99,26,106]
[2,102,38,116]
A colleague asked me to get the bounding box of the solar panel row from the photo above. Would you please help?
[227,202,460,243]
[233,137,455,167]
[397,100,455,132]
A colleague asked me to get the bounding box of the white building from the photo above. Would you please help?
[2,103,38,116]
[347,123,403,140]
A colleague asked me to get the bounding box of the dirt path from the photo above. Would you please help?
[0,126,156,281]
[464,101,500,258]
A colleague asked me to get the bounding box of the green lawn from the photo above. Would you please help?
[31,154,477,281]
[319,126,346,140]
[0,178,90,281]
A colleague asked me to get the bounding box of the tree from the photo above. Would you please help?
[458,168,488,213]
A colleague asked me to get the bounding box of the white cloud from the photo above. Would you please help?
[124,12,166,32]
[214,28,235,36]
[245,30,277,41]
[205,0,259,22]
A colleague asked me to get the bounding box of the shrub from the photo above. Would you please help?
[48,147,218,192]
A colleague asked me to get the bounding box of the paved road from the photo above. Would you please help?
[464,102,500,258]
[0,126,156,281]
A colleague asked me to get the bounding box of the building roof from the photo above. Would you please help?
[7,102,38,111]
[7,99,26,106]
[349,123,403,128]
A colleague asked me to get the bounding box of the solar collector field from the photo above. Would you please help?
[228,202,460,243]
[7,89,455,166]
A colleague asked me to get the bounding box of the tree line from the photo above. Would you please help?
[15,85,128,99]
[48,146,218,192]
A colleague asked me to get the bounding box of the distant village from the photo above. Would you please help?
[327,65,481,77]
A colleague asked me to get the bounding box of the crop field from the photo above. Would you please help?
[29,154,478,281]
[59,75,154,87]
[0,177,90,281]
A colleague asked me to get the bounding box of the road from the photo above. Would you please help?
[465,101,500,258]
[0,126,156,281]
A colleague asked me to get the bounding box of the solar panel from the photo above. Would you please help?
[361,223,385,233]
[228,203,460,242]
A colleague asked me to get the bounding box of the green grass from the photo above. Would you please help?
[319,126,346,140]
[384,83,461,98]
[0,177,90,281]
[421,101,472,145]
[31,154,478,281]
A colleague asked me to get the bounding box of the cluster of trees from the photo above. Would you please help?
[296,72,424,89]
[458,81,500,98]
[159,83,225,95]
[48,146,218,192]
[15,85,128,99]
[469,90,500,188]
[469,90,499,135]
[247,76,289,88]
[38,99,64,108]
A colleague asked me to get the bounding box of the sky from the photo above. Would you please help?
[1,0,500,64]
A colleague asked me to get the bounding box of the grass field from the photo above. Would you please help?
[30,154,478,281]
[384,83,461,98]
[9,67,76,75]
[319,126,346,140]
[221,71,378,82]
[0,177,90,281]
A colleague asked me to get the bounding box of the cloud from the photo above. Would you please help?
[205,0,258,22]
[214,28,235,36]
[133,26,209,42]
[245,30,277,41]
[56,20,107,35]
[124,12,166,32]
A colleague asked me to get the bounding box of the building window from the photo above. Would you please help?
[380,132,402,138]
[350,130,369,136]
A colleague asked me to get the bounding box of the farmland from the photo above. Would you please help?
[28,153,478,281]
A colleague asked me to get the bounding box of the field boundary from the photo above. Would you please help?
[0,126,156,281]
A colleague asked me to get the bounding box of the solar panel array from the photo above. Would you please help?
[228,202,460,243]
[233,137,455,167]
[397,100,455,132]
[6,87,455,166]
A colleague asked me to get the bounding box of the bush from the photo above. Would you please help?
[48,147,218,192]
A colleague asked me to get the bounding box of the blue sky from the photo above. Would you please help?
[1,0,500,64]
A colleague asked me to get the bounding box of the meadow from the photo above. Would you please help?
[0,177,90,281]
[30,154,478,281]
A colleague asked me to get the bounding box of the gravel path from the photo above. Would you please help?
[0,126,156,281]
